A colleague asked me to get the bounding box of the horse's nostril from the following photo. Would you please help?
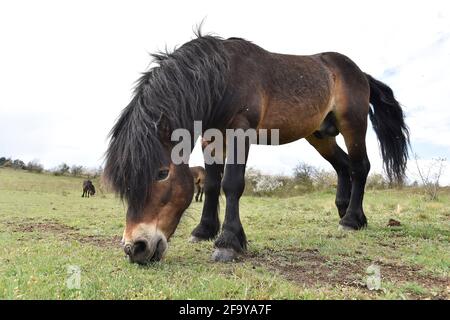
[133,240,148,256]
[126,236,166,264]
[124,244,132,256]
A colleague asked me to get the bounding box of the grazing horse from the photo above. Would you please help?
[105,32,409,264]
[190,166,206,202]
[81,180,96,198]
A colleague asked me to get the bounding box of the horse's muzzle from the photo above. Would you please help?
[124,234,167,264]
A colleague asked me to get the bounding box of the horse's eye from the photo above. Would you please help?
[157,169,169,181]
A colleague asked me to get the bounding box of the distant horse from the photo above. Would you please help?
[81,180,96,198]
[190,166,206,202]
[105,32,409,264]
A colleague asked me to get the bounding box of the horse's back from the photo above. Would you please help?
[83,180,92,187]
[223,39,369,144]
[314,52,369,93]
[247,51,336,143]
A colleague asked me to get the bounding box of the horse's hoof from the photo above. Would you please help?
[211,248,238,262]
[189,236,205,243]
[338,224,357,232]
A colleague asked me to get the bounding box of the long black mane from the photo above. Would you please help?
[104,33,230,213]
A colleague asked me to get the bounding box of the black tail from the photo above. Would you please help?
[365,73,410,184]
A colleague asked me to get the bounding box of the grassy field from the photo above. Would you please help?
[0,168,448,300]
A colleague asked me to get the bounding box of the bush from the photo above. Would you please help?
[254,175,284,194]
[2,158,26,169]
[366,173,389,190]
[13,159,26,169]
[243,161,400,198]
[244,165,338,197]
[0,157,11,167]
[414,154,447,200]
[293,162,316,188]
[70,165,84,176]
[313,169,337,189]
[245,168,284,196]
[26,160,44,173]
[53,163,70,176]
[90,166,103,179]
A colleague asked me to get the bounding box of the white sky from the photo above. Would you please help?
[1,0,449,184]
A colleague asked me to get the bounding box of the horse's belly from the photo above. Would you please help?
[257,100,332,145]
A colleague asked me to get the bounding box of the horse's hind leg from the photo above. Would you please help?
[319,51,371,229]
[306,135,351,218]
[199,186,204,202]
[194,184,200,202]
[335,104,370,230]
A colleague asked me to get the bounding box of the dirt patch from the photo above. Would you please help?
[75,234,122,247]
[387,218,401,227]
[3,219,121,248]
[249,248,449,299]
[249,248,364,288]
[9,220,78,233]
[376,263,447,290]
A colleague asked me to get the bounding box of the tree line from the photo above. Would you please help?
[0,157,102,178]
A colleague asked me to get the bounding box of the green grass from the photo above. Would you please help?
[0,168,449,299]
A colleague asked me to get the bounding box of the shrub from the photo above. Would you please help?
[293,162,316,188]
[254,175,284,194]
[53,163,70,176]
[242,162,399,198]
[366,173,389,190]
[245,168,284,196]
[4,159,26,169]
[14,159,26,169]
[90,166,103,179]
[26,160,44,173]
[70,165,84,177]
[0,157,12,167]
[414,154,446,200]
[313,169,337,189]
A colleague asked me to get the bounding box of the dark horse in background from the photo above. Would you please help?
[81,180,96,198]
[105,31,409,264]
[190,166,206,202]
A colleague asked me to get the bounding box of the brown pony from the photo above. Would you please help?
[105,31,409,264]
[190,166,206,202]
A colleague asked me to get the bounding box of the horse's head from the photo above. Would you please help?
[121,163,194,264]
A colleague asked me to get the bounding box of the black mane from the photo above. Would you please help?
[104,34,230,214]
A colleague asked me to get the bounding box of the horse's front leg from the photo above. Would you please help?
[190,163,223,242]
[212,137,249,262]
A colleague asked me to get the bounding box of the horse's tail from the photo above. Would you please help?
[365,73,410,184]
